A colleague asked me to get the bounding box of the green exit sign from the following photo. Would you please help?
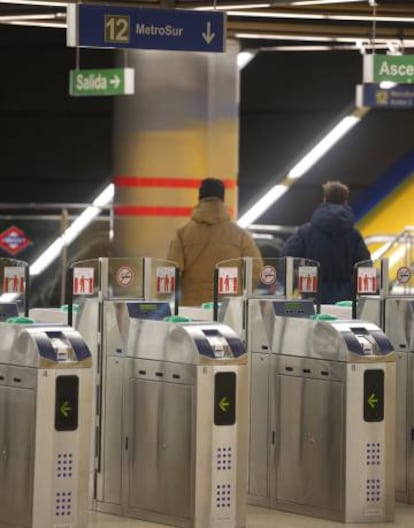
[364,55,414,84]
[69,67,134,96]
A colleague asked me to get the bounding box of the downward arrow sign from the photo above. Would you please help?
[202,21,215,44]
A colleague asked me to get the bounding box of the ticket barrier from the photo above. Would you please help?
[95,301,248,528]
[359,295,414,503]
[0,323,92,528]
[249,305,395,522]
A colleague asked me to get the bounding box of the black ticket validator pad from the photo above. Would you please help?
[55,375,79,431]
[214,372,236,426]
[363,369,384,422]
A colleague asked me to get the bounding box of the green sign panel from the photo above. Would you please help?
[69,67,134,96]
[364,55,414,84]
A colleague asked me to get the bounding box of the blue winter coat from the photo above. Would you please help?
[281,203,371,304]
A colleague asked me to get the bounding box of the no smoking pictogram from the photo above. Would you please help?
[396,266,411,284]
[116,266,134,288]
[261,265,277,285]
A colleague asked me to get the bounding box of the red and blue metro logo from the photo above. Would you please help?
[0,225,32,255]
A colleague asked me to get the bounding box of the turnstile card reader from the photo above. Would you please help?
[0,323,92,528]
[270,318,395,522]
[97,310,248,528]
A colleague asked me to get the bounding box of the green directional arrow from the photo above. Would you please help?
[219,397,230,413]
[60,401,72,418]
[367,393,378,409]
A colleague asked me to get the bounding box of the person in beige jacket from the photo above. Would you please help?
[167,178,263,306]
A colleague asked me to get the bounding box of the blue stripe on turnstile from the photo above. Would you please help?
[226,336,245,358]
[371,332,394,354]
[342,332,364,355]
[194,337,215,358]
[66,335,91,360]
[34,335,56,360]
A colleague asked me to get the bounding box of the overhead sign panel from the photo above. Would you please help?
[363,54,414,84]
[67,4,226,53]
[69,68,134,96]
[356,83,414,109]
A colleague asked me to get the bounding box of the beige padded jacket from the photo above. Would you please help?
[167,197,263,307]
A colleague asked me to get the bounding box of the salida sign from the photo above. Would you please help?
[0,226,32,255]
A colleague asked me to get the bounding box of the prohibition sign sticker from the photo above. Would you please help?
[396,266,411,284]
[261,265,277,285]
[116,265,134,288]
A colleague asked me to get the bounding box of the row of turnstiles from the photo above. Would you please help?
[1,256,414,527]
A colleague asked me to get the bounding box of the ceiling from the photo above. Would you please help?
[1,0,414,52]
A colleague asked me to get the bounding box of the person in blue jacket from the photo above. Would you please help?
[281,180,370,304]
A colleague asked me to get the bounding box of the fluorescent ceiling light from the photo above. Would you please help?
[237,185,288,227]
[195,3,270,9]
[236,33,414,46]
[0,0,67,4]
[0,13,64,21]
[292,0,365,5]
[288,115,360,179]
[228,10,414,23]
[30,184,114,276]
[379,81,397,89]
[5,20,66,27]
[237,51,255,69]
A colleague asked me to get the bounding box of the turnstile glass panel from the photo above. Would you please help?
[274,374,344,512]
[0,385,35,527]
[128,378,193,519]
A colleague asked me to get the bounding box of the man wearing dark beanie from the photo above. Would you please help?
[167,178,263,306]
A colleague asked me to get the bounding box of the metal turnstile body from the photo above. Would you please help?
[359,295,414,504]
[0,323,92,528]
[248,301,395,522]
[245,298,315,508]
[94,301,248,528]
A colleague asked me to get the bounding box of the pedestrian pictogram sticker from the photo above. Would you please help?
[73,267,95,295]
[298,266,318,293]
[260,265,277,285]
[218,267,238,295]
[0,226,32,256]
[156,266,175,294]
[396,266,411,284]
[3,266,25,294]
[357,267,377,294]
[116,265,134,288]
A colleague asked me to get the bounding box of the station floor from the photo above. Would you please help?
[89,504,414,528]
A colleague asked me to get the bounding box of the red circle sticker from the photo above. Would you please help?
[116,265,134,288]
[261,265,277,285]
[397,266,411,284]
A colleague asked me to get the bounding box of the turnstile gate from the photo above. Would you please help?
[95,301,248,528]
[0,323,92,528]
[248,300,396,522]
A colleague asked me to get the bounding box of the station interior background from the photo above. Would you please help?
[1,0,414,305]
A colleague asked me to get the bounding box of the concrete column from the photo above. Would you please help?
[113,41,240,258]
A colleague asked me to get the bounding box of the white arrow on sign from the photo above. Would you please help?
[109,75,121,89]
[202,21,215,44]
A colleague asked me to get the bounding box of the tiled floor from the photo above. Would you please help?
[88,503,414,528]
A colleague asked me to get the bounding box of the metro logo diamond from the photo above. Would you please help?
[0,226,32,255]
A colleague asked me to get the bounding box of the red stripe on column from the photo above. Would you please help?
[113,176,236,189]
[114,205,193,217]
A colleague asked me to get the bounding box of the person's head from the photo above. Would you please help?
[199,178,225,201]
[322,180,350,204]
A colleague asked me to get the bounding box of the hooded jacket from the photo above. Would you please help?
[281,202,370,303]
[167,197,263,307]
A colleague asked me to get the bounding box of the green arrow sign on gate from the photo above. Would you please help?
[69,67,135,96]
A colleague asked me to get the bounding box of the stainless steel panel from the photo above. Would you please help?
[0,384,35,527]
[358,296,384,329]
[273,373,344,513]
[102,357,124,505]
[249,353,270,502]
[385,298,414,352]
[127,378,194,519]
